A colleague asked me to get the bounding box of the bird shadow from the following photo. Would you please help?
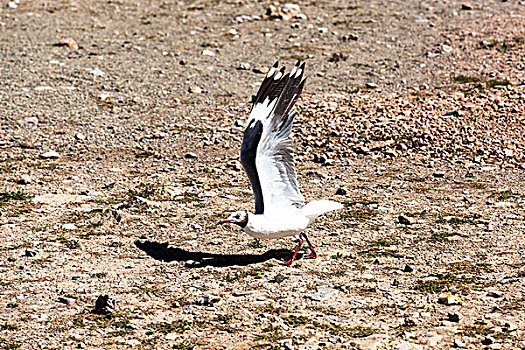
[135,240,292,268]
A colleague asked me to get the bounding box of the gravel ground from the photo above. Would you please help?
[1,0,524,349]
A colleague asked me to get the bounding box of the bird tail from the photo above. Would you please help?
[301,200,344,222]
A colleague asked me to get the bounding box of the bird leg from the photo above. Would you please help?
[300,233,317,259]
[282,237,303,266]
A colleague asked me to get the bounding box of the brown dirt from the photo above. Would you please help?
[1,1,524,349]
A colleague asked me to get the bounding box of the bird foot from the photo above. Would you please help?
[281,258,295,266]
[304,251,317,259]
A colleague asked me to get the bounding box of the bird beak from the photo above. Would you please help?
[218,219,230,224]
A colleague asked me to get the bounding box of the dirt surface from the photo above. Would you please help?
[1,0,525,349]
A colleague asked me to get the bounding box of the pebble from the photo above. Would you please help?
[17,174,32,185]
[398,215,415,225]
[481,336,494,345]
[57,296,76,306]
[62,224,78,230]
[238,62,251,70]
[40,151,60,159]
[403,264,414,273]
[89,68,105,77]
[447,312,460,322]
[335,188,347,196]
[93,295,116,314]
[185,152,198,159]
[195,295,220,306]
[433,171,446,178]
[438,294,463,305]
[453,339,466,348]
[188,86,202,94]
[487,291,503,298]
[308,287,338,301]
[25,249,37,257]
[202,49,215,56]
[461,3,473,10]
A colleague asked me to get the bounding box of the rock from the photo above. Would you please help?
[267,3,306,21]
[365,82,379,89]
[188,86,202,94]
[398,215,414,225]
[403,264,414,273]
[93,295,116,315]
[335,187,347,195]
[238,62,251,70]
[202,49,215,56]
[354,145,370,155]
[25,249,37,257]
[487,291,503,298]
[453,338,466,348]
[461,3,473,10]
[280,338,293,350]
[62,224,78,230]
[272,274,287,283]
[40,151,60,159]
[447,313,460,322]
[195,295,220,306]
[481,336,494,345]
[308,287,338,301]
[7,1,18,9]
[55,38,79,49]
[433,171,446,178]
[349,334,389,350]
[184,152,198,159]
[58,296,76,306]
[89,68,105,77]
[17,174,32,185]
[438,294,463,305]
[75,133,85,140]
[77,343,86,349]
[252,66,269,74]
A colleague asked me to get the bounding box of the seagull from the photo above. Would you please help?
[219,61,343,266]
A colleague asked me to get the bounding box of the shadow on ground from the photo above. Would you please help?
[135,240,292,268]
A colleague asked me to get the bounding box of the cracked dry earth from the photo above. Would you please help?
[1,0,525,349]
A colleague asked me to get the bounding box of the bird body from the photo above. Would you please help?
[220,61,343,265]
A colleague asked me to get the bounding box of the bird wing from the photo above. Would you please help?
[240,61,306,214]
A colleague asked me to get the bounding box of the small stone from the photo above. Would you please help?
[62,224,77,230]
[453,338,466,348]
[55,38,79,50]
[447,313,460,322]
[354,145,370,155]
[184,152,198,159]
[433,171,446,178]
[75,133,85,140]
[280,338,294,350]
[89,68,105,77]
[487,291,503,298]
[195,295,220,306]
[58,296,76,306]
[403,264,414,273]
[461,3,473,10]
[481,336,494,345]
[40,151,60,159]
[335,187,347,196]
[17,174,32,185]
[93,295,116,315]
[25,249,37,257]
[365,82,378,89]
[398,215,414,225]
[252,66,269,74]
[7,1,18,9]
[272,274,287,283]
[77,343,86,349]
[238,62,251,70]
[202,49,215,56]
[188,86,202,94]
[438,294,463,305]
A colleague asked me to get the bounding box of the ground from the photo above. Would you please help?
[0,0,524,349]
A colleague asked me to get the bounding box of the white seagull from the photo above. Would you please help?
[219,61,343,266]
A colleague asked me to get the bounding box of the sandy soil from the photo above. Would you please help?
[1,0,524,349]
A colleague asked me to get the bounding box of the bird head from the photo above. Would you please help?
[218,210,248,228]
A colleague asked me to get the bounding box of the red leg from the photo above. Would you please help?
[282,238,303,266]
[302,233,317,259]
